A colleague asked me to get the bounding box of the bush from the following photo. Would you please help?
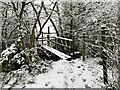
[0,37,52,73]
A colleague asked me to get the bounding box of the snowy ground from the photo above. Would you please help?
[1,57,106,88]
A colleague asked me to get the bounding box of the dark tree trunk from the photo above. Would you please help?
[117,2,120,89]
[56,2,63,34]
[70,2,73,39]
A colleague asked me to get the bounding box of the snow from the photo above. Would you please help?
[1,44,16,56]
[3,57,107,88]
[0,44,17,64]
[41,45,71,60]
[25,58,105,88]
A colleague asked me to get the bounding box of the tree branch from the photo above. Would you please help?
[36,2,58,39]
[0,1,11,7]
[11,2,18,17]
[42,2,59,36]
[31,2,43,31]
[19,2,26,19]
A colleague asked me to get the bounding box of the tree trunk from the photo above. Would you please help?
[70,1,73,39]
[56,2,63,34]
[117,2,120,89]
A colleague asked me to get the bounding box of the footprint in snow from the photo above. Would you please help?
[45,82,51,87]
[82,78,86,82]
[85,84,91,88]
[71,78,76,82]
[71,76,76,82]
[57,71,63,74]
[77,66,81,68]
[78,73,82,76]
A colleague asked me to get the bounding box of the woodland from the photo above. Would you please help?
[0,0,120,89]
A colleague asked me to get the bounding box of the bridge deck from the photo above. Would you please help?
[41,45,71,60]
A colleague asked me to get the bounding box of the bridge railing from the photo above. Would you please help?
[38,34,75,58]
[54,36,74,57]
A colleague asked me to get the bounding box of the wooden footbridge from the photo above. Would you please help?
[38,27,75,60]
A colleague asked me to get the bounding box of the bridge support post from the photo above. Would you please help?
[68,40,71,56]
[41,32,44,45]
[82,32,86,61]
[71,35,75,59]
[47,26,50,45]
[54,37,57,49]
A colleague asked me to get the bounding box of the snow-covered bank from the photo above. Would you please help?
[24,58,105,88]
[1,57,118,88]
[0,57,107,88]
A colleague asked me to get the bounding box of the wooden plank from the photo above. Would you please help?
[54,36,73,42]
[41,45,71,60]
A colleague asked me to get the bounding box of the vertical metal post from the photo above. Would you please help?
[47,26,50,45]
[82,32,86,61]
[71,35,75,59]
[101,29,108,84]
[67,40,71,55]
[55,37,57,49]
[42,32,43,45]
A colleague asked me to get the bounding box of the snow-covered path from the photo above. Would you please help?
[24,58,105,88]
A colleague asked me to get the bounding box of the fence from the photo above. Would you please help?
[38,26,75,58]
